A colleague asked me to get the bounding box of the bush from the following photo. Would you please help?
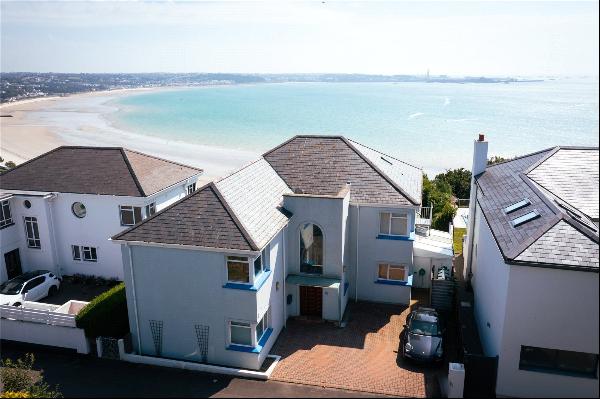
[75,283,129,338]
[432,201,457,231]
[0,354,62,398]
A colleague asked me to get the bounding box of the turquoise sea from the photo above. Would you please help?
[109,79,599,173]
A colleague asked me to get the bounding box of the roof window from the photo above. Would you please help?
[504,198,531,214]
[511,210,540,227]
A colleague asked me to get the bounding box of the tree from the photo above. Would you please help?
[487,155,511,165]
[432,201,457,231]
[0,354,62,398]
[434,168,471,200]
[4,161,17,169]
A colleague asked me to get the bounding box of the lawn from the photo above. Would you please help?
[453,227,466,254]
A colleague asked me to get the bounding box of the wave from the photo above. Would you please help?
[408,112,425,120]
[443,97,450,107]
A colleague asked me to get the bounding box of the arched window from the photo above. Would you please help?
[300,223,323,274]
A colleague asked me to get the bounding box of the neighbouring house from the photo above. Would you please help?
[112,135,453,370]
[0,146,202,283]
[463,135,599,397]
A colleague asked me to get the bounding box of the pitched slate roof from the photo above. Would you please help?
[113,183,256,251]
[263,136,422,206]
[0,146,201,197]
[476,146,599,272]
[114,135,421,251]
[526,148,599,220]
[215,158,292,249]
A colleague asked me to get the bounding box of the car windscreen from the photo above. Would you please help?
[409,320,439,336]
[0,280,25,295]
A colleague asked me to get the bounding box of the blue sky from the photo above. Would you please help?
[1,1,598,76]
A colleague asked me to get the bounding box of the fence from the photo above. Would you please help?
[0,303,77,328]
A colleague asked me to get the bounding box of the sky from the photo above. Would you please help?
[1,1,598,76]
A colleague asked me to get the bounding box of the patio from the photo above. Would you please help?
[270,289,442,397]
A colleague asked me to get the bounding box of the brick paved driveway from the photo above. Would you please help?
[270,290,440,397]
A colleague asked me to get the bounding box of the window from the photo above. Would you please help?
[230,321,252,346]
[23,200,31,209]
[300,223,323,274]
[254,246,270,276]
[82,246,98,262]
[511,210,540,227]
[187,183,197,195]
[145,202,156,218]
[72,245,81,261]
[504,198,530,214]
[72,202,87,218]
[23,276,45,293]
[256,309,270,342]
[519,346,598,378]
[227,256,250,283]
[24,217,41,249]
[119,205,142,226]
[378,263,407,281]
[380,212,408,236]
[0,200,13,228]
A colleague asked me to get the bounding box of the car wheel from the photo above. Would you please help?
[13,302,21,307]
[48,285,58,297]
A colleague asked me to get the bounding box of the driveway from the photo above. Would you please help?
[270,289,441,397]
[40,280,115,305]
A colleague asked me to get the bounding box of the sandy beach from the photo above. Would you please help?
[0,88,258,183]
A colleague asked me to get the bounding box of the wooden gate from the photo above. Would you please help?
[299,286,323,317]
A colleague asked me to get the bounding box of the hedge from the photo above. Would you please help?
[75,283,130,338]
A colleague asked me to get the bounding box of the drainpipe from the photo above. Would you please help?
[282,227,287,328]
[354,204,360,302]
[127,244,142,355]
[45,193,60,277]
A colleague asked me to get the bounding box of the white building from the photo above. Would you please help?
[0,146,202,282]
[112,135,453,370]
[464,136,599,397]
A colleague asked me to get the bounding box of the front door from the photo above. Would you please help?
[4,249,22,279]
[299,285,323,317]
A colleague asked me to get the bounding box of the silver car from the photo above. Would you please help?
[401,307,444,363]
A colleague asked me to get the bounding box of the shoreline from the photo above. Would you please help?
[0,86,259,182]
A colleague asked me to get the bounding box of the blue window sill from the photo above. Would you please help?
[227,328,273,354]
[375,275,413,287]
[376,232,415,241]
[223,270,272,292]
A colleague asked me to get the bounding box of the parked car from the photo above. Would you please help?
[401,307,444,363]
[0,270,61,306]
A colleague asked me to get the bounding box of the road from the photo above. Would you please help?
[1,341,386,398]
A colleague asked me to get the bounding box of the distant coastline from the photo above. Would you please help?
[0,72,545,104]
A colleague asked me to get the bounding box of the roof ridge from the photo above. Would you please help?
[347,138,422,171]
[119,148,146,197]
[487,146,558,170]
[123,148,203,173]
[342,137,421,205]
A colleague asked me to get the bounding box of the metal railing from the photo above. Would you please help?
[417,205,433,221]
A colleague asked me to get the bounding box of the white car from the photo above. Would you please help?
[0,270,61,306]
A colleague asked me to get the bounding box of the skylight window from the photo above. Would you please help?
[504,199,531,214]
[511,210,540,227]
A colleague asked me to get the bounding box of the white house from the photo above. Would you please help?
[112,135,453,370]
[464,135,599,397]
[0,146,202,282]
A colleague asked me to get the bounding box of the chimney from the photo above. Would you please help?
[472,133,488,176]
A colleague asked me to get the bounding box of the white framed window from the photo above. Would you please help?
[379,212,408,236]
[145,202,156,218]
[378,263,408,281]
[256,308,270,342]
[187,183,197,195]
[72,245,81,261]
[227,256,250,283]
[254,245,270,276]
[0,200,13,228]
[82,246,98,262]
[229,321,253,346]
[24,216,41,249]
[119,205,142,226]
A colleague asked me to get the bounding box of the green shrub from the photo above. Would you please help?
[0,354,62,398]
[432,201,457,232]
[75,283,129,338]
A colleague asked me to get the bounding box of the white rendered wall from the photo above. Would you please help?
[0,318,89,354]
[497,266,599,398]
